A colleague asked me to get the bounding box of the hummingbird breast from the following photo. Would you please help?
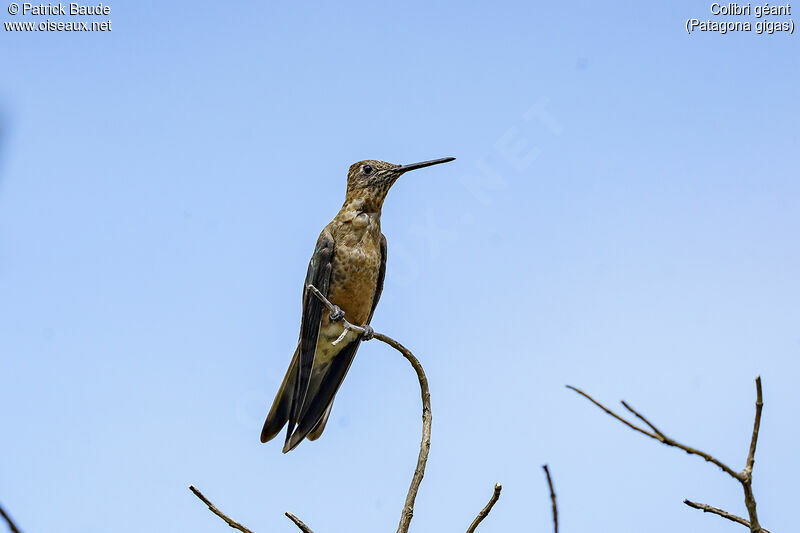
[325,213,383,327]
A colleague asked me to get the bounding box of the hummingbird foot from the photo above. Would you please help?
[329,305,345,322]
[361,324,375,341]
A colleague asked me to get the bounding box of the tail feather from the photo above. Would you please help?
[260,347,299,444]
[282,340,359,452]
[306,403,333,441]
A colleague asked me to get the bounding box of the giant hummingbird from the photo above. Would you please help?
[261,156,455,452]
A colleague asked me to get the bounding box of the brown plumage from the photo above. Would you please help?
[260,157,454,452]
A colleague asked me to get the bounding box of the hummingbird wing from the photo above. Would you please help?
[287,235,387,448]
[259,229,335,446]
[289,229,335,441]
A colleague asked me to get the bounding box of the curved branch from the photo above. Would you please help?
[306,284,432,533]
[0,504,21,533]
[466,484,502,533]
[372,332,431,533]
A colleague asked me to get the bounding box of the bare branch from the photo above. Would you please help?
[0,504,21,533]
[742,484,762,533]
[189,485,255,533]
[566,385,739,479]
[373,333,432,533]
[542,465,558,533]
[285,512,314,533]
[684,500,770,533]
[741,376,764,533]
[746,377,764,475]
[307,285,433,533]
[570,378,770,533]
[465,484,502,533]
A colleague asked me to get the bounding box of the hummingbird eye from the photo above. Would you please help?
[362,164,373,175]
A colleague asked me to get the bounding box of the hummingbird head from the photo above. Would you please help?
[345,157,455,210]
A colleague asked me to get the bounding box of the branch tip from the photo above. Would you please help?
[684,499,770,533]
[542,464,558,533]
[465,483,503,533]
[285,512,314,533]
[189,484,255,533]
[0,503,22,533]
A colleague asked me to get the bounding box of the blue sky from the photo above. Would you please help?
[1,2,797,532]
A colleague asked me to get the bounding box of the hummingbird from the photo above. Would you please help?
[260,156,455,452]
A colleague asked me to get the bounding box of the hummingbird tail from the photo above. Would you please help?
[260,347,299,444]
[283,340,359,452]
[306,403,333,441]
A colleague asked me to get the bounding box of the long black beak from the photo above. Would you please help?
[393,157,455,173]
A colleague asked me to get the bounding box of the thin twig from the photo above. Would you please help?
[0,504,21,533]
[566,385,660,441]
[307,284,433,533]
[285,512,314,533]
[465,484,502,533]
[569,377,768,533]
[684,500,771,533]
[189,485,255,533]
[746,377,764,475]
[621,400,667,438]
[542,465,558,533]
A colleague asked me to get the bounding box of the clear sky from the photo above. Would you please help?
[1,2,797,532]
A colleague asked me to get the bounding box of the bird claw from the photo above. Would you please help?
[361,324,374,341]
[329,305,345,322]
